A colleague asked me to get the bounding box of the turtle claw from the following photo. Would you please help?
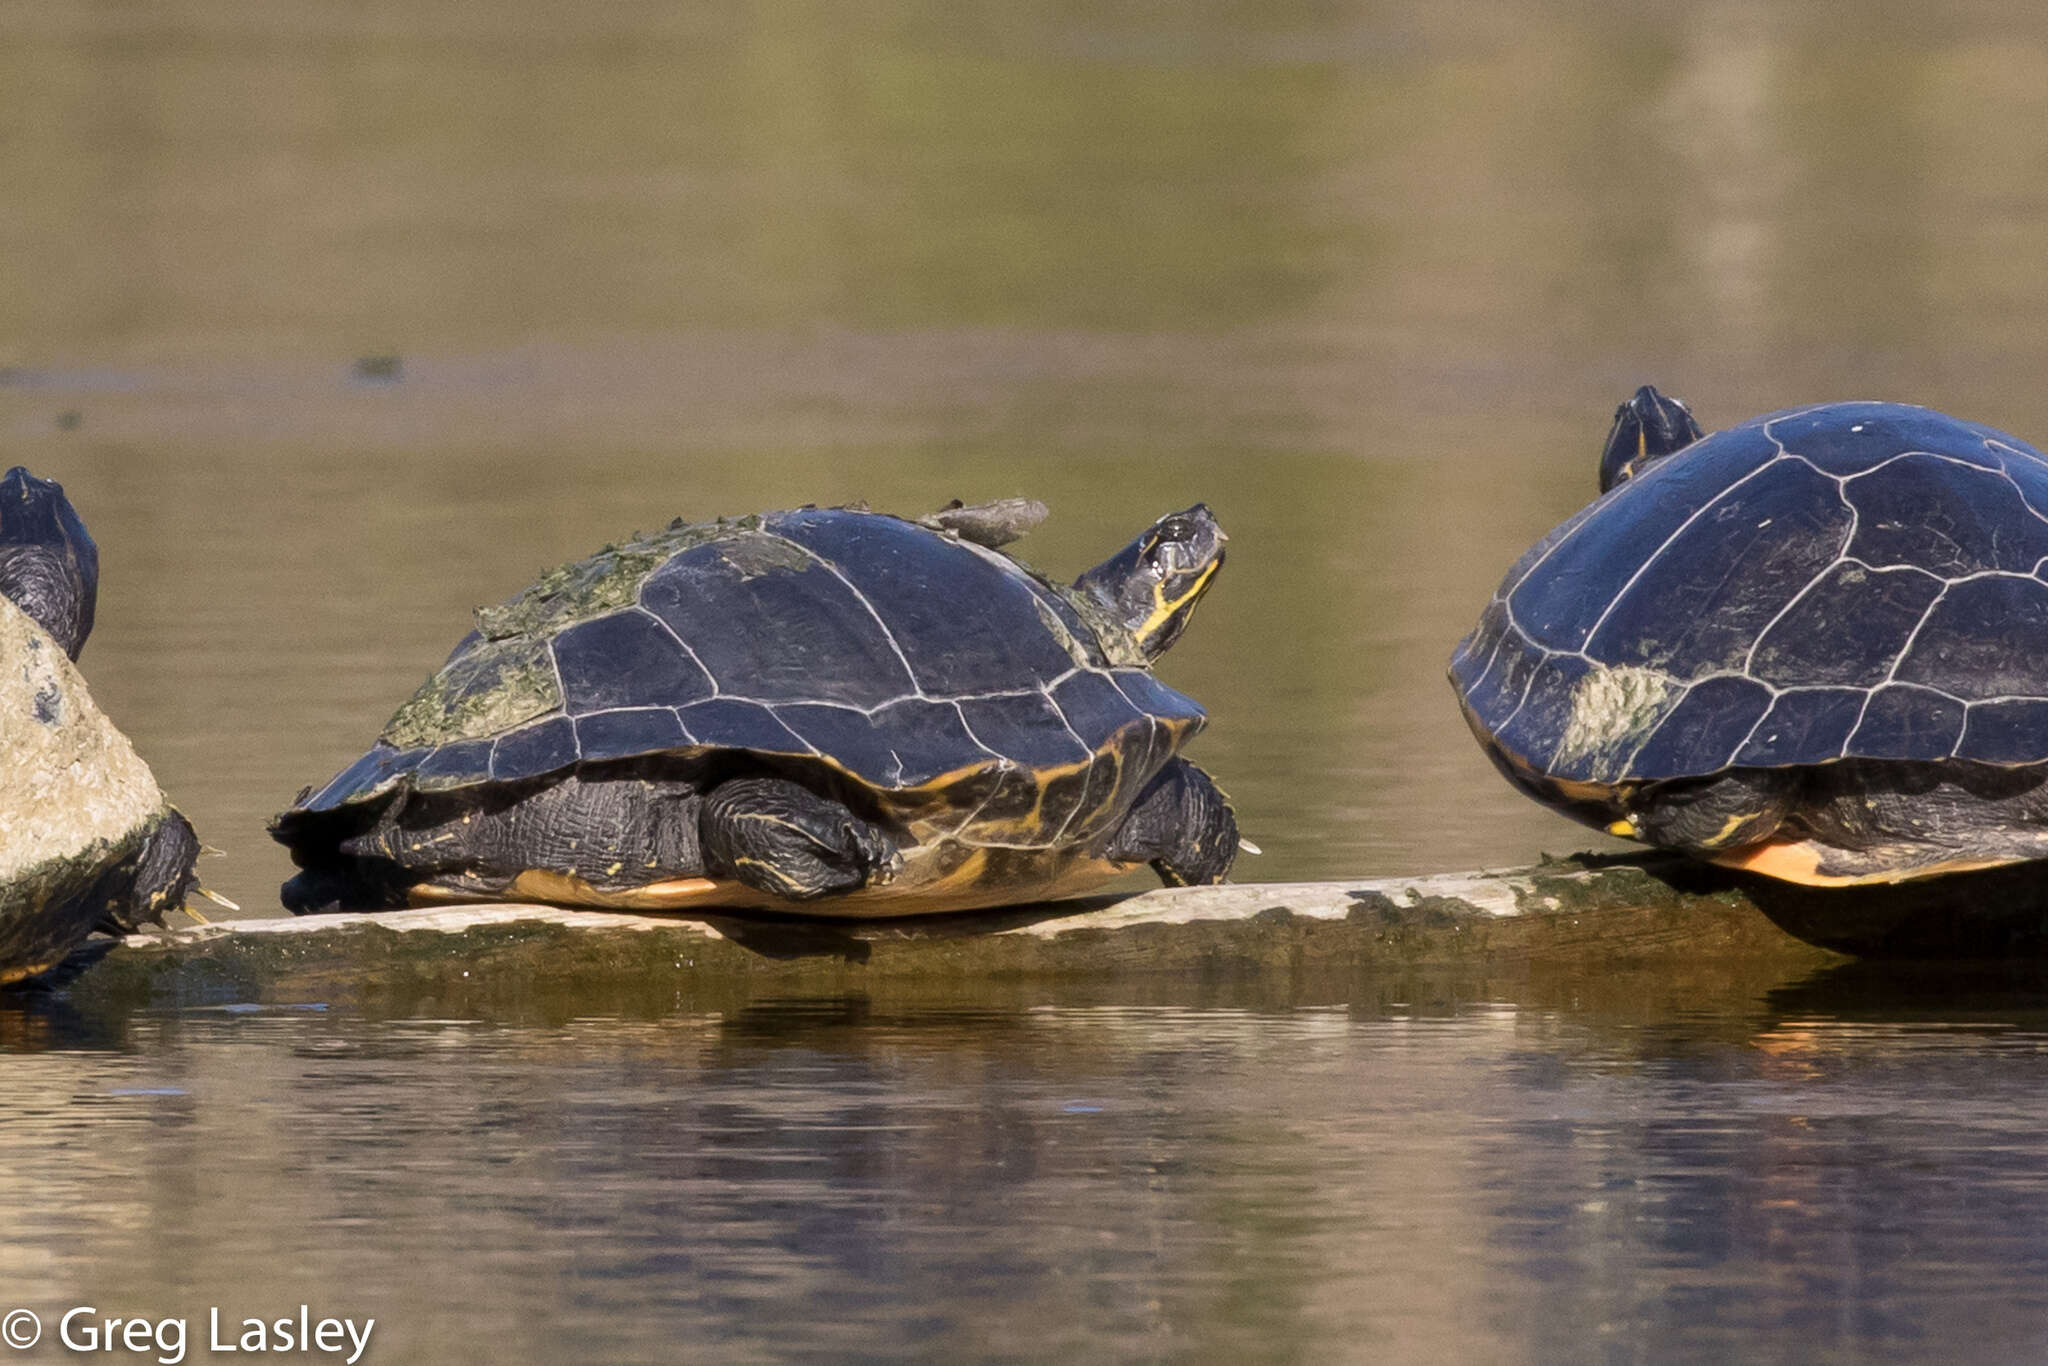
[195,885,240,912]
[854,825,903,887]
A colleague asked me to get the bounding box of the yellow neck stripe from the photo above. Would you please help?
[1134,561,1218,644]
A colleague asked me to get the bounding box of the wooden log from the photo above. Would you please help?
[55,851,2048,1009]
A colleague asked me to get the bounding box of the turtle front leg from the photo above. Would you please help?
[1103,758,1239,887]
[700,776,901,901]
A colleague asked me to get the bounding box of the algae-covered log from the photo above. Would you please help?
[79,849,2048,1010]
[0,597,189,985]
[75,854,1840,1007]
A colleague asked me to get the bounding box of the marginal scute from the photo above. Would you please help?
[1850,683,1966,756]
[1499,651,1591,773]
[1959,698,2048,763]
[1629,675,1773,776]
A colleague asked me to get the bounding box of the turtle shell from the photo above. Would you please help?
[1452,402,2048,787]
[289,507,1204,829]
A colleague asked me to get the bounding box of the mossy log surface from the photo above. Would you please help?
[56,850,2048,1009]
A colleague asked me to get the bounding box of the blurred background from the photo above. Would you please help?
[9,0,2048,910]
[21,8,2048,1363]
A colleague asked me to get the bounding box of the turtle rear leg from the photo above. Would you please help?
[700,777,901,901]
[88,808,203,934]
[1620,769,1801,855]
[1103,758,1239,887]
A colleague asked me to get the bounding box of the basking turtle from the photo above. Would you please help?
[0,467,203,983]
[273,502,1238,916]
[1452,387,2048,886]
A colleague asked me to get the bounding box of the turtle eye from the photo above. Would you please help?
[1143,529,1193,576]
[1145,516,1199,574]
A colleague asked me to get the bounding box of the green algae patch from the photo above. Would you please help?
[475,543,668,642]
[715,531,817,580]
[1512,854,1753,919]
[382,636,562,748]
[472,518,748,643]
[1550,664,1679,783]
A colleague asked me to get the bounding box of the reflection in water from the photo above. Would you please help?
[7,972,2048,1361]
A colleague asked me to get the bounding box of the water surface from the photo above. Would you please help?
[13,966,2048,1363]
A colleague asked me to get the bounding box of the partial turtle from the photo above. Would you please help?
[273,501,1238,916]
[0,467,203,983]
[1452,388,2048,886]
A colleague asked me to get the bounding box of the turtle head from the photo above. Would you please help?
[1599,386,1703,492]
[0,466,98,659]
[1074,504,1226,660]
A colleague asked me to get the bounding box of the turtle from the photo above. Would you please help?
[0,467,205,983]
[271,501,1240,916]
[1450,386,2048,886]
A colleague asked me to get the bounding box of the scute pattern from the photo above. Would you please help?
[294,509,1204,845]
[1451,402,2048,782]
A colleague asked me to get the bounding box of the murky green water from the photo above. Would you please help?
[10,0,2048,1358]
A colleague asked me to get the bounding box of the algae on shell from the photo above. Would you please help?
[382,636,564,749]
[1553,663,1675,780]
[471,518,749,643]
